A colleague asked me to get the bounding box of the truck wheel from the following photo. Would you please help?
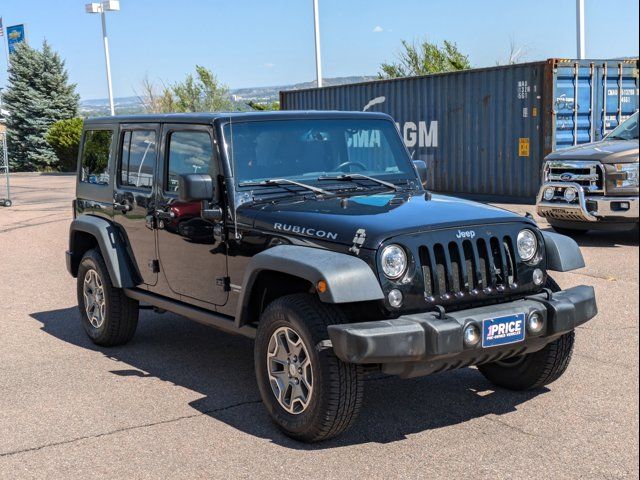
[77,248,139,347]
[254,294,364,442]
[477,276,575,390]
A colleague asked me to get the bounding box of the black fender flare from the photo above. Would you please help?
[235,245,384,326]
[68,216,138,288]
[542,231,585,272]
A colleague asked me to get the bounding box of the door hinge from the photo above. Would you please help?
[216,276,231,292]
[149,259,160,273]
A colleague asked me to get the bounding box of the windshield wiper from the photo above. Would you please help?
[238,178,334,196]
[317,173,400,191]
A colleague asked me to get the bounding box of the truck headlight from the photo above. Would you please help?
[517,229,538,262]
[614,163,639,188]
[380,244,407,279]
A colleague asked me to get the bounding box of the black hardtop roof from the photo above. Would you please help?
[83,110,392,125]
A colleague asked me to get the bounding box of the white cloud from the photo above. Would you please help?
[264,63,276,68]
[372,25,384,33]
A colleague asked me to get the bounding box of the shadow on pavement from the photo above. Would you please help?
[541,225,639,248]
[31,306,547,449]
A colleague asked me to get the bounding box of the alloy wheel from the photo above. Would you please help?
[83,269,106,329]
[267,326,314,414]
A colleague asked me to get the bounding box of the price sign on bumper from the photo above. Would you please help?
[482,313,526,348]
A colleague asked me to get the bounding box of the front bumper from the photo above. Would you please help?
[327,285,596,378]
[536,182,639,222]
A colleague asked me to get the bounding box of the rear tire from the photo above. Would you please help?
[77,248,139,346]
[254,294,364,442]
[478,276,575,390]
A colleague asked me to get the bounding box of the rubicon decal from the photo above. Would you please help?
[273,223,338,240]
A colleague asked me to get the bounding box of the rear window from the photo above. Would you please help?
[119,130,157,189]
[80,130,113,185]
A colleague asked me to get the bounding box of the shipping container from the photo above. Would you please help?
[280,59,639,201]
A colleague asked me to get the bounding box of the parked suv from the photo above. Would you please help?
[536,112,639,234]
[67,112,597,442]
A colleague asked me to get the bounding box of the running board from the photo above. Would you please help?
[124,288,256,339]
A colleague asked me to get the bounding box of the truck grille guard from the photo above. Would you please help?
[536,181,599,222]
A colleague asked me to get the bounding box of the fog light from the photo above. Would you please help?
[463,324,480,347]
[543,187,555,201]
[532,268,544,286]
[528,312,544,333]
[564,187,577,203]
[388,289,403,308]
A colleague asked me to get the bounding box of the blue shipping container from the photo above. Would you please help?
[280,59,639,201]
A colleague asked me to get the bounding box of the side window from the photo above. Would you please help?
[119,130,157,189]
[80,130,113,185]
[166,131,214,192]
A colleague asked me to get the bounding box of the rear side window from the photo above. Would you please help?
[166,131,214,192]
[80,130,113,185]
[119,130,157,189]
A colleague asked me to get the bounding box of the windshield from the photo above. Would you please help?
[606,112,639,141]
[223,118,415,187]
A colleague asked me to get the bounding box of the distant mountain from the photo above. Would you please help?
[79,76,376,116]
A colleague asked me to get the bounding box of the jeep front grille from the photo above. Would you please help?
[545,160,604,193]
[419,236,517,301]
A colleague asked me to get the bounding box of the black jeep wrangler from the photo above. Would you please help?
[67,111,597,442]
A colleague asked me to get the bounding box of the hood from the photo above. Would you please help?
[237,191,530,249]
[546,139,639,164]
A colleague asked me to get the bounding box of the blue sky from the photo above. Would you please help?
[1,0,638,100]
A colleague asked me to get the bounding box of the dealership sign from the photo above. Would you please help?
[7,24,26,54]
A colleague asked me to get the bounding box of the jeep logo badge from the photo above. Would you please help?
[560,173,574,182]
[456,230,476,239]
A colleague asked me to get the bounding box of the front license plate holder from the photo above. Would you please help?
[482,313,526,348]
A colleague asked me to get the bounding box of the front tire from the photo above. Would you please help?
[254,294,363,442]
[478,276,575,390]
[77,248,139,346]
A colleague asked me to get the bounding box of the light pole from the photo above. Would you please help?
[85,1,120,116]
[576,0,585,59]
[312,0,323,88]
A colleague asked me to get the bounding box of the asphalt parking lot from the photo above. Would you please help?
[1,174,638,479]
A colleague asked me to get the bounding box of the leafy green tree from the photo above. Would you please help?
[247,100,280,111]
[379,39,471,78]
[46,117,83,171]
[139,66,232,113]
[3,41,79,170]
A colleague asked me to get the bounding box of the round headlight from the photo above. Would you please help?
[381,244,407,279]
[564,187,577,203]
[517,229,538,262]
[543,187,555,201]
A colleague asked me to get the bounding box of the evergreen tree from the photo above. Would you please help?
[3,41,79,170]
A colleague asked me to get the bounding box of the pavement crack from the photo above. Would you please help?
[484,416,544,438]
[0,399,263,459]
[0,217,70,234]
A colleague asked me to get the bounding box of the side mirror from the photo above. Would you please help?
[413,160,428,188]
[179,174,214,202]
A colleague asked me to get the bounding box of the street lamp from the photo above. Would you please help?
[312,0,323,88]
[85,0,120,116]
